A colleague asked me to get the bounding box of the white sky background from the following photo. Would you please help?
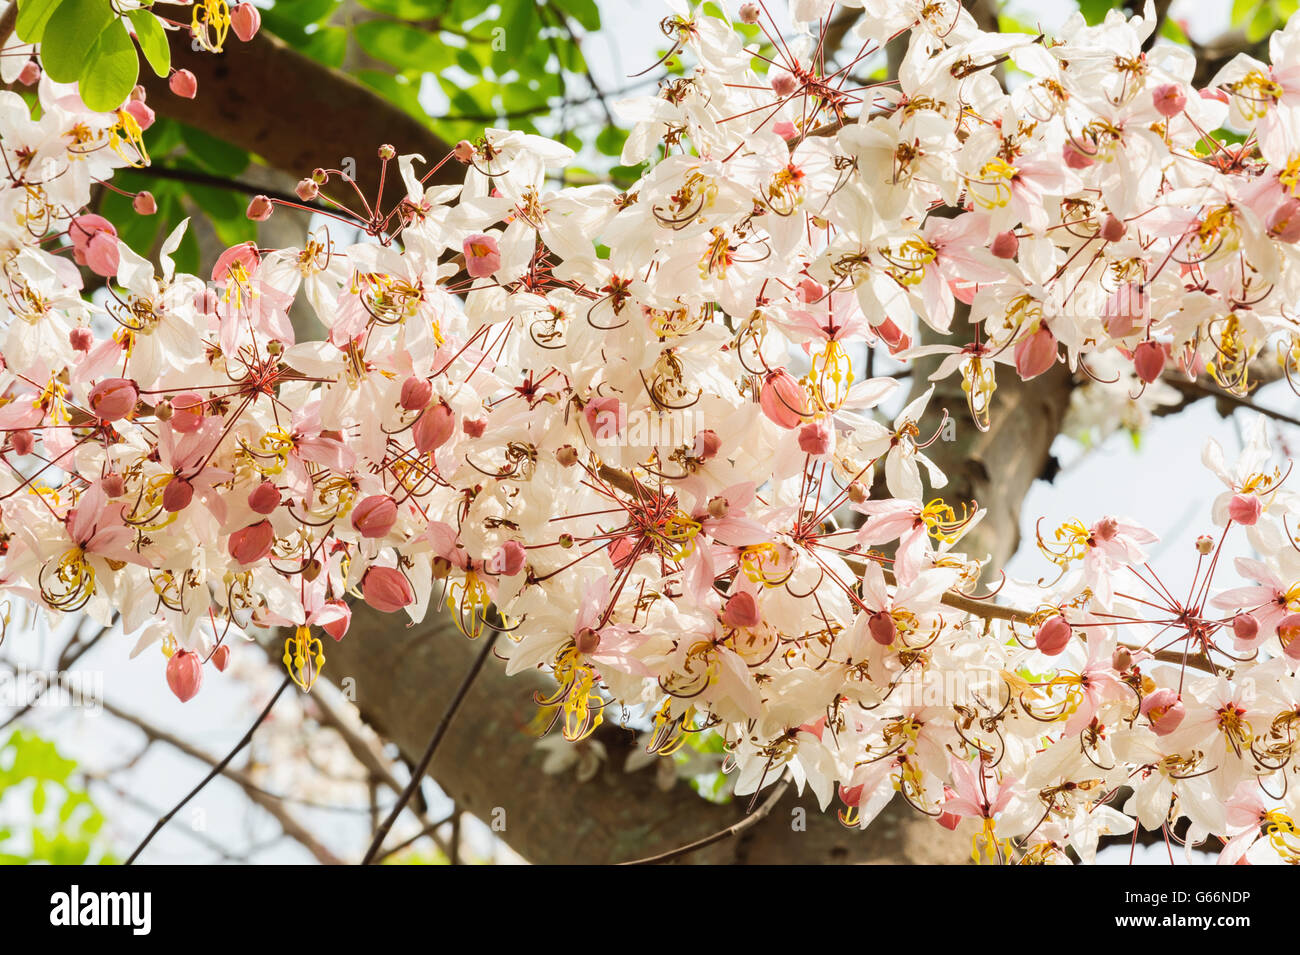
[1,0,1290,866]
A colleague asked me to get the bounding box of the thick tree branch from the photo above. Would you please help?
[140,4,458,201]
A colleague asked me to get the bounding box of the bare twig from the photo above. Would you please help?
[618,778,791,865]
[360,631,498,865]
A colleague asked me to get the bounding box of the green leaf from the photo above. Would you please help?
[31,781,46,815]
[355,20,453,71]
[356,0,445,17]
[359,69,431,123]
[15,0,63,43]
[128,9,171,78]
[493,0,541,76]
[596,125,627,158]
[40,0,115,83]
[1246,4,1277,42]
[79,18,139,111]
[299,26,348,68]
[181,124,251,176]
[552,0,600,31]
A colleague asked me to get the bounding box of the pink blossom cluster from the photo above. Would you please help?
[3,0,1300,862]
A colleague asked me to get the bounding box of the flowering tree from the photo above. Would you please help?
[4,0,1300,865]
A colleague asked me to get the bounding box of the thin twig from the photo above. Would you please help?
[618,778,791,865]
[125,676,293,864]
[360,632,498,865]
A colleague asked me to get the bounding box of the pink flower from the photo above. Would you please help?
[166,650,203,703]
[319,600,351,641]
[485,540,526,577]
[230,2,262,42]
[247,481,281,515]
[797,420,833,456]
[759,370,808,429]
[1034,616,1072,655]
[1152,83,1187,118]
[1013,327,1057,380]
[363,566,414,613]
[722,592,761,628]
[69,214,120,277]
[867,610,896,646]
[212,241,259,284]
[69,327,93,352]
[87,378,139,421]
[123,100,155,131]
[1140,688,1185,736]
[990,230,1018,259]
[352,494,398,539]
[169,69,198,99]
[1228,493,1262,525]
[1281,614,1300,659]
[1268,199,1300,242]
[168,391,206,434]
[229,520,275,564]
[400,376,433,411]
[584,396,624,440]
[463,233,501,278]
[413,400,455,453]
[1133,340,1166,383]
[162,477,194,513]
[246,195,274,221]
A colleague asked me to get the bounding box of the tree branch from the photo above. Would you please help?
[140,4,458,202]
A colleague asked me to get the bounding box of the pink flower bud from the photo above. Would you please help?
[230,2,262,42]
[17,59,40,86]
[1228,493,1262,526]
[868,610,896,645]
[351,494,398,539]
[990,230,1019,259]
[1013,327,1057,381]
[1133,340,1166,383]
[693,429,721,461]
[69,327,93,352]
[247,480,280,515]
[760,370,808,429]
[584,396,624,440]
[169,69,198,99]
[1152,83,1187,118]
[413,400,455,453]
[169,391,205,433]
[739,3,761,24]
[1267,199,1300,243]
[463,233,501,278]
[88,378,139,421]
[1063,141,1094,169]
[1232,613,1260,647]
[246,195,274,221]
[1140,688,1185,735]
[1035,616,1072,655]
[1099,214,1126,242]
[211,645,231,672]
[463,417,486,438]
[321,600,351,641]
[1280,613,1300,659]
[723,592,761,628]
[797,420,833,456]
[162,477,194,513]
[454,140,475,163]
[362,566,414,613]
[69,214,115,253]
[295,178,319,201]
[771,72,798,98]
[1103,283,1146,337]
[123,100,155,131]
[10,430,34,456]
[229,519,275,565]
[132,191,157,215]
[84,231,120,277]
[575,627,601,654]
[102,473,125,498]
[486,540,527,577]
[400,376,433,411]
[166,649,203,703]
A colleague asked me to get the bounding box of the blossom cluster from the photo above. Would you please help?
[4,0,1300,862]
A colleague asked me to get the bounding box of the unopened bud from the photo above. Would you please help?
[1195,534,1214,555]
[847,481,867,504]
[738,2,761,23]
[296,179,319,201]
[454,140,475,163]
[246,195,274,221]
[1112,647,1132,671]
[556,445,579,467]
[707,496,729,519]
[133,191,157,215]
[378,144,396,160]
